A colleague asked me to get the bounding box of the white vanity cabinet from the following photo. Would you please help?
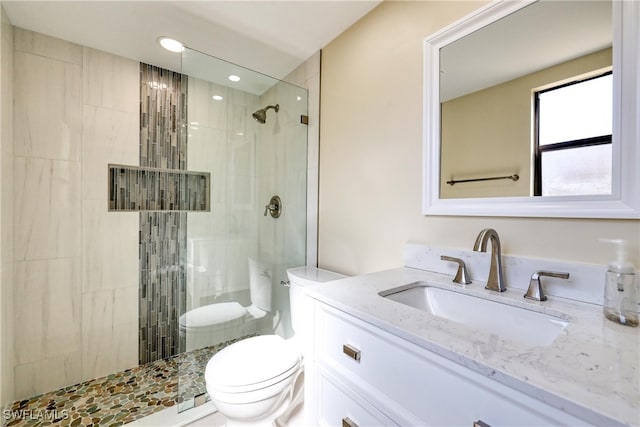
[308,301,594,427]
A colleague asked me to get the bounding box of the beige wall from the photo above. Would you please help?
[319,1,640,276]
[441,48,612,199]
[0,4,15,408]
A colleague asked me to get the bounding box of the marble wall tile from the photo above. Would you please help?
[83,47,139,113]
[188,78,228,130]
[226,238,257,292]
[82,105,139,201]
[82,199,138,293]
[13,51,82,161]
[14,158,81,261]
[186,237,226,306]
[1,6,15,407]
[188,208,226,240]
[253,76,310,339]
[81,287,138,380]
[14,27,82,64]
[14,258,81,365]
[1,114,13,263]
[227,85,252,107]
[283,52,319,267]
[14,350,82,401]
[229,104,248,137]
[188,126,227,205]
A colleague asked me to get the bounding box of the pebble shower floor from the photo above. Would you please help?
[2,337,249,427]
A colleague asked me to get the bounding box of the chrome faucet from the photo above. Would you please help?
[524,271,570,301]
[440,255,471,284]
[473,228,506,292]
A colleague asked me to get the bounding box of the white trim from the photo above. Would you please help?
[423,0,640,219]
[125,404,222,427]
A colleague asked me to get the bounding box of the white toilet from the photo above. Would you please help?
[180,258,271,352]
[204,267,346,427]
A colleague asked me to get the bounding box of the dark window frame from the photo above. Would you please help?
[533,71,613,196]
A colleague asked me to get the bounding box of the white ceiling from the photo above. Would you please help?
[440,0,612,101]
[2,0,381,81]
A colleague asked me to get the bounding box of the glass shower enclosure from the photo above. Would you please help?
[177,47,309,411]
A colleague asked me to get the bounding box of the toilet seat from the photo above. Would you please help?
[206,335,301,388]
[180,302,247,329]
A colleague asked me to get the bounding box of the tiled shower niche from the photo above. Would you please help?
[108,164,209,212]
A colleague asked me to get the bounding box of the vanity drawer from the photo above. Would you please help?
[317,368,397,427]
[316,304,592,426]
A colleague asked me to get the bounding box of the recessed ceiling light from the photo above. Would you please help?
[158,37,185,53]
[297,96,302,101]
[228,75,241,82]
[212,95,224,101]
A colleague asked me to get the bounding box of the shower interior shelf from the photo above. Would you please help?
[108,164,210,212]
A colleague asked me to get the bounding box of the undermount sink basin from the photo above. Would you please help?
[379,282,569,346]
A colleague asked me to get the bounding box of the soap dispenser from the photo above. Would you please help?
[602,239,637,327]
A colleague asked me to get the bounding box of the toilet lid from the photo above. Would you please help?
[180,302,246,328]
[206,335,301,392]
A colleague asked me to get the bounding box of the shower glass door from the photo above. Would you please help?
[177,47,308,411]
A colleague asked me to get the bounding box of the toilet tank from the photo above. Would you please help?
[287,267,346,334]
[249,258,272,311]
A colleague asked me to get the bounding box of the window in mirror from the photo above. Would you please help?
[534,71,612,196]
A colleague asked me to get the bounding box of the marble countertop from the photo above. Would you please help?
[306,267,639,427]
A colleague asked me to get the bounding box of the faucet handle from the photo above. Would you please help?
[441,255,472,285]
[524,271,570,301]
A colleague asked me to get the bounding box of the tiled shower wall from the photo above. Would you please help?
[1,4,15,407]
[256,71,311,338]
[185,76,261,311]
[3,25,319,403]
[285,52,321,269]
[10,28,139,400]
[139,64,188,364]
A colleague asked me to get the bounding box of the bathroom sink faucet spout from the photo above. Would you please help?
[473,228,506,292]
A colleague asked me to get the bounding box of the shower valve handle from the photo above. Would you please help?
[264,195,282,218]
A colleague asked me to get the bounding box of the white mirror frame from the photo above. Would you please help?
[423,0,639,219]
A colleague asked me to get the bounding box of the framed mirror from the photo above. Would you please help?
[423,0,639,218]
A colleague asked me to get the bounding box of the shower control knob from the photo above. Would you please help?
[280,280,290,287]
[264,195,282,218]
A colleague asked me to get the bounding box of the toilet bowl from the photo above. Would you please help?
[180,258,271,352]
[205,335,302,426]
[204,267,346,427]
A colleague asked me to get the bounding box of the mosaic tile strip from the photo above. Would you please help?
[138,63,189,366]
[3,336,253,427]
[108,165,209,212]
[140,63,187,170]
[139,212,187,365]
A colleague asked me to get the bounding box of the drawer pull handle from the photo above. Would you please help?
[342,344,361,362]
[342,417,359,427]
[473,420,491,427]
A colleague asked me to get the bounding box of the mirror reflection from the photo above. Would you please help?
[439,1,612,199]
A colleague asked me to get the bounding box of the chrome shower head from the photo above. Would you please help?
[252,104,279,124]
